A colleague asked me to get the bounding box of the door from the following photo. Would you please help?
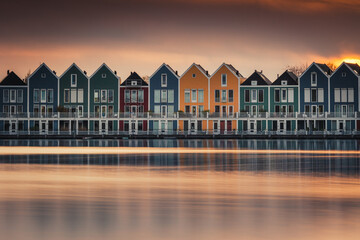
[249,120,256,133]
[40,120,47,134]
[130,120,137,134]
[190,120,196,133]
[161,105,167,118]
[9,120,17,134]
[341,105,347,117]
[338,120,345,132]
[100,120,107,134]
[220,120,225,133]
[161,120,167,133]
[311,105,317,116]
[213,121,219,134]
[278,120,285,132]
[227,121,232,132]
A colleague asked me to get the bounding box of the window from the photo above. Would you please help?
[318,88,324,103]
[221,90,227,102]
[108,90,114,103]
[78,105,83,117]
[47,106,53,114]
[281,80,287,85]
[251,89,257,103]
[274,89,280,103]
[154,105,160,114]
[168,90,174,103]
[341,88,347,102]
[64,89,70,103]
[259,89,264,103]
[124,105,130,113]
[281,106,287,113]
[348,88,354,102]
[41,89,47,103]
[33,105,39,114]
[334,88,340,102]
[198,90,204,103]
[9,106,16,115]
[185,105,190,113]
[71,74,77,87]
[47,89,53,103]
[349,104,354,113]
[288,88,294,103]
[319,105,324,114]
[275,105,280,113]
[229,106,233,116]
[71,89,77,103]
[215,105,220,113]
[139,105,144,113]
[311,72,317,86]
[94,90,100,103]
[305,105,310,113]
[138,89,144,103]
[125,90,130,103]
[3,89,9,103]
[10,90,16,103]
[131,81,137,86]
[101,90,107,103]
[185,90,190,103]
[17,105,23,114]
[215,90,220,102]
[289,105,294,113]
[41,73,46,78]
[311,89,317,102]
[281,89,287,102]
[342,72,346,77]
[228,90,233,102]
[302,89,310,104]
[131,90,137,103]
[77,89,83,103]
[251,81,257,86]
[161,74,167,87]
[161,90,167,103]
[102,73,106,78]
[245,89,250,103]
[192,74,196,78]
[154,90,160,103]
[221,74,227,86]
[168,105,174,115]
[198,105,204,113]
[191,89,197,102]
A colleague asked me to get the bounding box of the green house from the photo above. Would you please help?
[59,63,89,132]
[89,63,119,133]
[269,70,299,132]
[239,70,271,132]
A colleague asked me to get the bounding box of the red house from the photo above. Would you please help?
[119,72,148,132]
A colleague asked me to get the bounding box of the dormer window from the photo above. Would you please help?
[41,73,46,78]
[221,74,227,86]
[311,72,317,86]
[342,72,346,77]
[192,74,196,78]
[131,81,137,86]
[251,81,257,86]
[281,80,287,85]
[161,74,167,87]
[102,73,106,78]
[71,74,77,87]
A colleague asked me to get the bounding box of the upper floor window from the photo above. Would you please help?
[64,89,70,103]
[161,74,167,87]
[154,90,160,103]
[34,89,40,103]
[94,90,99,103]
[192,74,196,78]
[161,90,167,103]
[191,89,197,102]
[77,89,83,103]
[215,90,220,103]
[17,90,23,103]
[244,89,250,103]
[125,89,130,103]
[281,89,287,102]
[274,89,280,103]
[3,89,9,103]
[221,90,227,102]
[131,81,137,86]
[102,73,106,78]
[41,89,47,103]
[221,74,227,86]
[251,81,257,86]
[47,89,53,103]
[228,90,233,102]
[342,72,346,77]
[10,90,16,103]
[251,89,257,103]
[168,90,174,103]
[138,89,144,103]
[108,89,114,103]
[101,90,107,103]
[131,90,137,103]
[71,74,77,87]
[258,89,264,103]
[184,90,190,103]
[281,80,287,85]
[311,72,317,86]
[41,73,46,78]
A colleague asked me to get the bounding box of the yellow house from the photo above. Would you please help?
[209,63,244,133]
[179,63,210,132]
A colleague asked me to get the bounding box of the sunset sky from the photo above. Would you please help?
[0,0,359,81]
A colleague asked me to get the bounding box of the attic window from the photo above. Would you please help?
[41,73,46,78]
[281,80,287,85]
[251,81,257,86]
[342,72,346,77]
[102,73,106,78]
[192,74,196,78]
[131,81,137,86]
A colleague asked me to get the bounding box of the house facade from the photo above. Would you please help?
[119,72,148,132]
[149,63,179,132]
[269,70,299,132]
[0,71,27,133]
[239,70,271,132]
[89,63,119,133]
[179,63,210,132]
[299,62,332,131]
[28,63,58,133]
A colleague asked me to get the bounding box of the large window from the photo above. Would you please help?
[168,90,174,103]
[215,90,220,103]
[281,89,286,102]
[311,89,317,102]
[3,89,9,103]
[47,89,53,103]
[131,90,137,103]
[288,88,294,103]
[125,90,130,103]
[154,90,160,103]
[191,89,197,102]
[318,88,324,102]
[259,89,264,103]
[161,90,167,103]
[71,74,77,87]
[348,88,354,102]
[304,88,310,102]
[228,90,233,102]
[161,74,167,87]
[41,89,47,103]
[198,89,204,103]
[108,90,114,103]
[138,89,144,103]
[17,105,23,114]
[341,88,347,102]
[77,89,83,103]
[71,89,77,103]
[311,72,317,86]
[334,88,340,102]
[185,90,190,103]
[33,89,39,103]
[101,90,107,103]
[251,89,257,103]
[221,74,227,86]
[64,89,70,103]
[244,89,250,103]
[275,89,280,103]
[94,90,99,103]
[10,90,16,103]
[221,90,227,102]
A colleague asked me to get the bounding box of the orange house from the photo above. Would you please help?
[179,63,210,132]
[209,63,244,133]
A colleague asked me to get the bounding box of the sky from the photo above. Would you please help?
[0,0,359,81]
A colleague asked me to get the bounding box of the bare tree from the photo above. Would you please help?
[285,63,308,77]
[24,70,31,83]
[326,62,338,71]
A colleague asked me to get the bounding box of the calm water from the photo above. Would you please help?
[0,139,360,240]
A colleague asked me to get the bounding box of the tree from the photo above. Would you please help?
[285,63,308,77]
[24,70,31,83]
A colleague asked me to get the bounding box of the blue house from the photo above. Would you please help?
[299,62,332,131]
[329,62,360,131]
[0,71,27,133]
[28,63,58,133]
[149,63,179,132]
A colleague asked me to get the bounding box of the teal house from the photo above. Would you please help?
[269,70,298,132]
[239,70,271,132]
[59,63,89,132]
[89,63,119,133]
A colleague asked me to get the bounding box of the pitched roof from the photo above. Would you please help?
[149,63,179,80]
[315,63,333,75]
[345,63,360,75]
[165,64,179,77]
[121,71,148,86]
[90,63,118,79]
[242,70,271,85]
[28,63,58,80]
[225,64,243,78]
[0,71,26,85]
[195,64,210,77]
[272,70,298,85]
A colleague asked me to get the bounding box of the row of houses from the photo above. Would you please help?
[0,61,359,135]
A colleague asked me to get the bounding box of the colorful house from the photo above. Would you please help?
[329,62,360,131]
[0,71,27,133]
[179,63,210,132]
[299,62,332,131]
[209,63,243,133]
[89,63,120,133]
[59,63,89,133]
[149,63,179,132]
[28,63,58,133]
[269,70,298,132]
[239,70,271,132]
[119,72,148,132]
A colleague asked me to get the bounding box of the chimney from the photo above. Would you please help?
[206,71,208,76]
[7,70,10,75]
[53,71,56,75]
[260,70,263,74]
[84,71,87,75]
[175,71,178,75]
[114,71,117,75]
[236,71,239,76]
[277,74,279,78]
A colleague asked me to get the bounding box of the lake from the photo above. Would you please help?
[0,139,360,240]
